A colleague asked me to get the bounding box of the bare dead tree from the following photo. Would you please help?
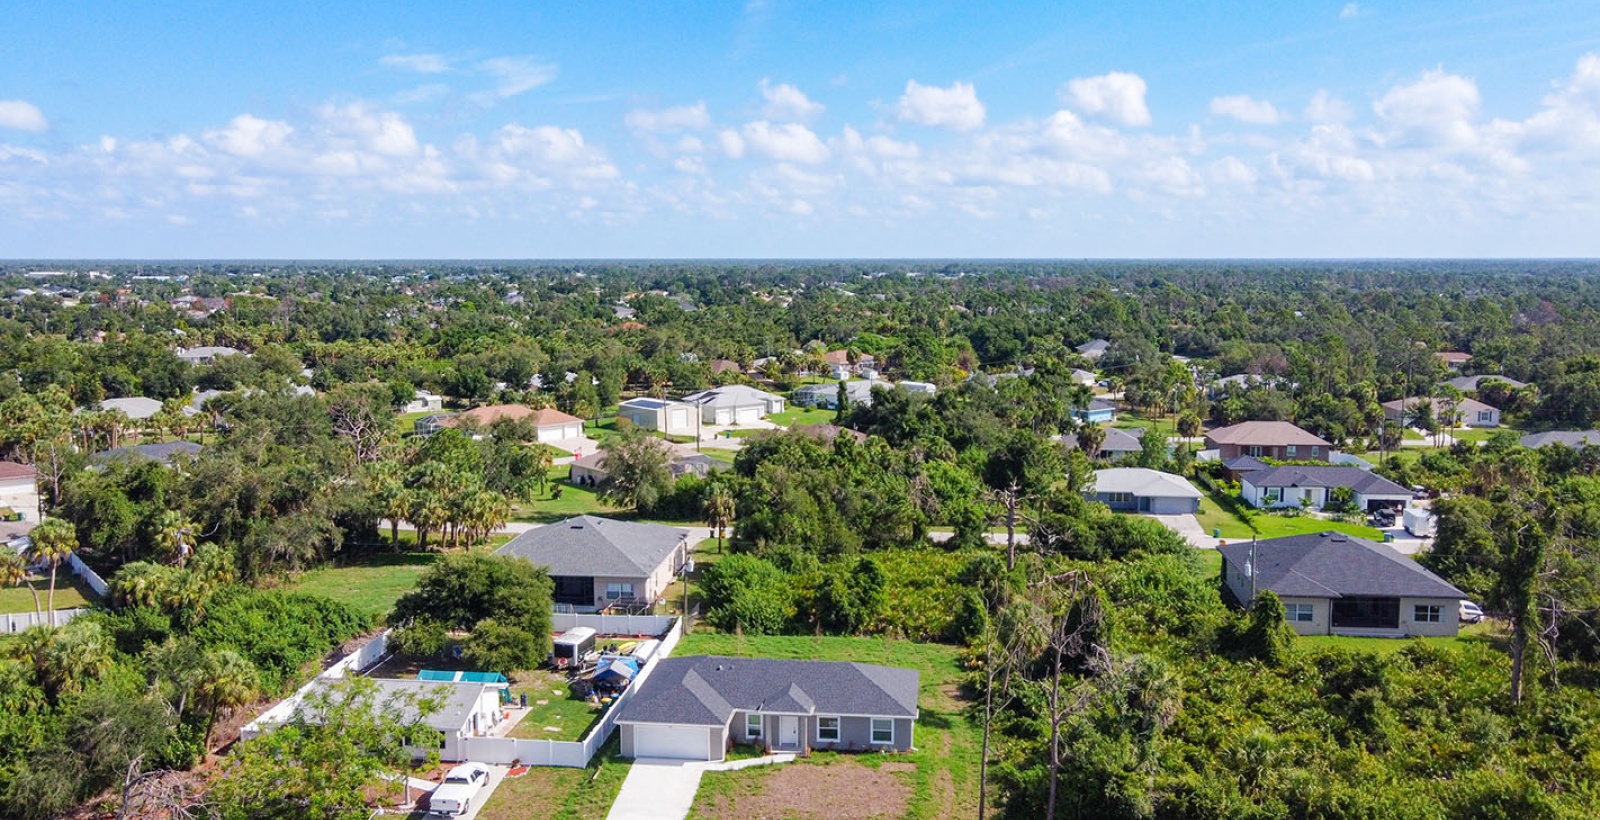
[977,594,1032,820]
[991,482,1023,570]
[118,757,199,820]
[1025,572,1110,820]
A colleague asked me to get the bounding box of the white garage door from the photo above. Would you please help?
[735,406,761,424]
[632,724,712,760]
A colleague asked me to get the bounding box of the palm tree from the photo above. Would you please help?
[0,551,41,622]
[703,484,736,554]
[26,518,77,627]
[38,620,112,697]
[196,649,260,751]
[110,561,178,610]
[153,510,198,567]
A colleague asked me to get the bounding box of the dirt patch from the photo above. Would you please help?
[701,760,911,819]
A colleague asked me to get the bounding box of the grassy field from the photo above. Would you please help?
[514,466,623,523]
[0,571,100,614]
[394,409,433,434]
[508,669,606,742]
[1194,492,1383,541]
[279,552,440,624]
[679,633,980,820]
[1297,620,1499,655]
[766,406,838,428]
[1112,411,1180,440]
[475,736,632,820]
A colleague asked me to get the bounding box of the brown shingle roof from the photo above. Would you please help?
[446,404,534,427]
[1204,421,1331,448]
[531,407,583,427]
[0,461,37,480]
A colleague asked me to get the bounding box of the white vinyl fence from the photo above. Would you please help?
[241,630,392,740]
[68,553,110,597]
[454,617,684,768]
[3,607,86,633]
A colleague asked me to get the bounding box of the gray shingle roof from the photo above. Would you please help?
[1520,430,1600,449]
[1446,374,1528,391]
[495,515,687,579]
[91,441,203,466]
[1219,532,1466,600]
[298,678,494,733]
[618,656,920,726]
[1220,455,1272,473]
[1242,466,1409,496]
[1091,468,1203,499]
[1063,426,1144,454]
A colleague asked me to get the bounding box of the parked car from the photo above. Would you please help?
[1459,601,1485,624]
[429,763,490,817]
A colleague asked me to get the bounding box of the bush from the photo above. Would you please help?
[389,617,448,661]
[191,589,367,692]
[462,619,542,674]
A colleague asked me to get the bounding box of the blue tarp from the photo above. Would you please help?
[592,657,639,684]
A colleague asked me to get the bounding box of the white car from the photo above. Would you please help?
[1459,601,1485,624]
[429,763,490,817]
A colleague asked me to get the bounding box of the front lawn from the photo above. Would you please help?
[1195,492,1383,541]
[514,466,623,523]
[679,634,980,820]
[475,736,632,820]
[767,406,838,428]
[0,571,101,614]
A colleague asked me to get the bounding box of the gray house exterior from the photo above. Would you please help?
[1089,468,1202,514]
[495,516,690,612]
[617,655,919,761]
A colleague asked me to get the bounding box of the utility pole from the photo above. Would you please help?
[1250,535,1258,603]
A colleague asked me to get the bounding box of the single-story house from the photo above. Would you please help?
[1240,465,1412,512]
[1204,421,1332,461]
[90,441,204,467]
[1219,454,1272,482]
[176,345,245,365]
[1436,351,1473,370]
[569,441,718,487]
[1520,430,1600,449]
[1219,532,1468,637]
[1076,339,1110,360]
[707,359,742,375]
[413,413,456,436]
[1383,396,1500,428]
[616,656,919,761]
[1088,467,1203,514]
[495,515,691,612]
[402,390,445,413]
[617,397,700,437]
[792,379,894,410]
[443,404,539,433]
[1071,398,1118,424]
[1062,426,1144,460]
[680,385,786,425]
[528,407,585,444]
[250,678,504,762]
[1446,374,1528,392]
[99,396,163,421]
[900,380,937,395]
[1071,369,1098,387]
[0,461,40,524]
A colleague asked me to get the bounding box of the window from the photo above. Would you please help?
[1478,411,1494,423]
[1265,488,1282,504]
[1106,492,1133,504]
[1311,446,1321,458]
[1414,605,1442,623]
[604,582,634,601]
[1285,444,1298,458]
[1246,445,1264,457]
[746,713,763,739]
[871,718,894,744]
[1284,603,1314,622]
[817,716,840,742]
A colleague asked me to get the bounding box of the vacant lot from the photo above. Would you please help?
[678,634,979,820]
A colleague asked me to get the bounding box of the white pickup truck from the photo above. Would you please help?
[429,763,490,817]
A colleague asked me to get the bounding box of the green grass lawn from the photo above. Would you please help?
[1296,620,1499,655]
[0,571,100,614]
[509,669,606,742]
[1194,492,1382,541]
[394,409,433,434]
[476,736,632,820]
[766,406,838,428]
[514,466,623,523]
[1446,427,1503,444]
[1401,427,1425,441]
[278,552,440,624]
[679,633,980,819]
[1113,411,1180,440]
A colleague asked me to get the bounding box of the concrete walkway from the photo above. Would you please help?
[1144,513,1221,549]
[607,754,795,820]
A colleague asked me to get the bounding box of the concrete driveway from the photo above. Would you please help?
[1144,513,1220,549]
[409,763,510,820]
[606,758,705,820]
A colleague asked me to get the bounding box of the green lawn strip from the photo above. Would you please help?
[1401,427,1425,441]
[394,409,434,434]
[1446,427,1499,443]
[476,735,631,820]
[0,570,99,613]
[1195,491,1382,541]
[1113,411,1179,440]
[698,448,738,464]
[766,406,838,427]
[676,634,980,819]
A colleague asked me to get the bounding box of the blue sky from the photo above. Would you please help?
[4,1,1600,258]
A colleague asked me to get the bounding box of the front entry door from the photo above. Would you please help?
[779,716,799,747]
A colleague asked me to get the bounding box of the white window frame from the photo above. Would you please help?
[1284,603,1314,623]
[1311,446,1321,458]
[1285,444,1297,458]
[1246,445,1263,457]
[1414,605,1442,623]
[1478,411,1493,423]
[604,582,635,601]
[1265,487,1282,504]
[870,718,894,745]
[745,713,763,739]
[816,716,840,743]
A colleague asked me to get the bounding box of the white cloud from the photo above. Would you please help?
[625,102,711,133]
[204,114,294,158]
[1064,72,1151,127]
[479,124,619,184]
[319,103,420,157]
[1340,3,1364,20]
[760,79,824,121]
[895,80,986,131]
[0,100,48,132]
[1517,53,1600,152]
[718,129,746,158]
[1373,69,1481,149]
[477,56,558,99]
[1304,90,1353,124]
[1208,156,1258,184]
[740,121,830,164]
[1210,95,1281,125]
[380,53,450,73]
